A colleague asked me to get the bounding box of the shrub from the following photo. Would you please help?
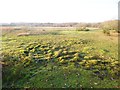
[103,29,110,36]
[76,27,90,31]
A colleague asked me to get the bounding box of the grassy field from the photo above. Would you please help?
[1,27,119,88]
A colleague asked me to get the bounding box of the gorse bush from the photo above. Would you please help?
[76,27,90,31]
[103,29,110,36]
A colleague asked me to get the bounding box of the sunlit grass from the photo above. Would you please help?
[1,29,119,88]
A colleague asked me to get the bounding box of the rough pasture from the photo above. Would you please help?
[1,27,119,88]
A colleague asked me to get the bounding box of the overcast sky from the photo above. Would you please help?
[0,0,119,23]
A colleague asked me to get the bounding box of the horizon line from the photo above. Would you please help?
[0,19,118,24]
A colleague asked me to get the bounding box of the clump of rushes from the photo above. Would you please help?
[52,45,58,50]
[34,45,40,50]
[79,60,87,66]
[23,56,32,66]
[58,56,63,61]
[84,56,89,60]
[71,56,80,62]
[20,50,29,56]
[74,53,79,56]
[47,50,52,53]
[84,65,91,70]
[88,60,98,65]
[68,51,76,55]
[31,48,36,53]
[59,59,67,64]
[54,49,63,57]
[48,52,53,56]
[46,56,51,61]
[27,46,34,51]
[63,55,73,60]
[63,50,68,55]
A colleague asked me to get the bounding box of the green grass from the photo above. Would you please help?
[1,29,119,88]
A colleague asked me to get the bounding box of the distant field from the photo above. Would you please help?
[1,26,99,31]
[1,26,76,31]
[1,27,119,88]
[1,26,99,36]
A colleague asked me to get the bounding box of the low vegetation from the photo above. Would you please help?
[76,27,90,31]
[1,27,119,88]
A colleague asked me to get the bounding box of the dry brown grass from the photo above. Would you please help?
[17,33,30,36]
